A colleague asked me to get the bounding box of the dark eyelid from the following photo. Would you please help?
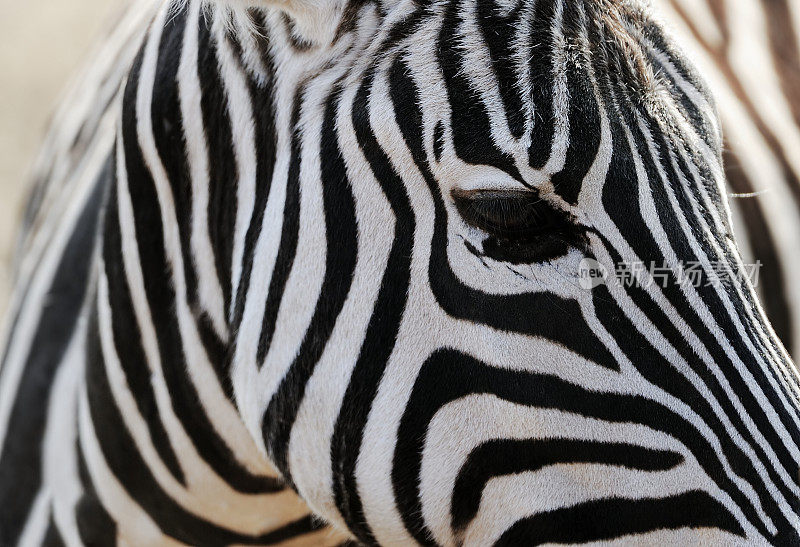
[451,188,568,235]
[451,188,534,201]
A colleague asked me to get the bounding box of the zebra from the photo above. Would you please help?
[2,0,800,544]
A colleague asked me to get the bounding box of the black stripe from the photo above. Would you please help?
[451,439,684,532]
[593,68,783,530]
[149,5,233,399]
[0,160,106,547]
[639,18,721,151]
[476,1,526,139]
[438,1,522,179]
[724,145,793,354]
[262,84,359,480]
[551,1,602,205]
[255,87,304,366]
[599,26,800,522]
[591,275,776,537]
[643,44,721,159]
[128,9,192,485]
[149,4,197,313]
[527,0,558,169]
[330,69,414,545]
[198,13,237,316]
[42,511,67,547]
[231,23,278,332]
[495,491,745,544]
[651,112,800,455]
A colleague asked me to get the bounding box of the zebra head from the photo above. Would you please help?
[126,0,800,543]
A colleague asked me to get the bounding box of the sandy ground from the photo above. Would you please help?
[0,0,124,316]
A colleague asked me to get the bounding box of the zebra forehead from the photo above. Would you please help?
[417,0,693,116]
[209,0,691,98]
[205,0,713,156]
[373,0,712,168]
[589,0,672,97]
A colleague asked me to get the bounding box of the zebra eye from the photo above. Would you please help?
[452,189,568,236]
[452,189,582,263]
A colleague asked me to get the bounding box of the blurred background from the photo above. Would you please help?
[0,0,124,314]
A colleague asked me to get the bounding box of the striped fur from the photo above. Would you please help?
[2,0,800,545]
[657,0,800,362]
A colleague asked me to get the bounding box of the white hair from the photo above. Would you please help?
[169,0,353,45]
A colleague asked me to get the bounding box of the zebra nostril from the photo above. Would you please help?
[451,188,586,264]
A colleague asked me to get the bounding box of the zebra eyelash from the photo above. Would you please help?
[451,188,573,238]
[451,188,586,264]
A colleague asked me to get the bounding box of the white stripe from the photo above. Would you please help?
[213,14,259,321]
[178,1,229,338]
[43,308,91,547]
[17,490,51,547]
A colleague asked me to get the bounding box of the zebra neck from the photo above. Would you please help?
[64,1,357,542]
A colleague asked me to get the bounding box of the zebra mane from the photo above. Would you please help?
[583,0,676,112]
[170,0,370,45]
